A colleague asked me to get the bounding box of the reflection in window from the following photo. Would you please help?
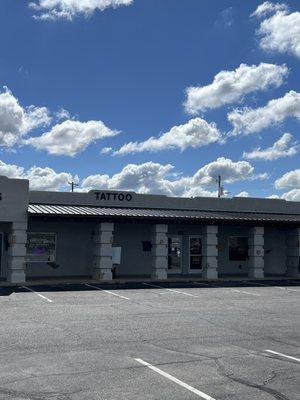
[190,237,202,269]
[168,237,181,271]
[229,236,248,261]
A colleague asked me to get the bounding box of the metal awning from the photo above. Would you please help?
[28,204,300,224]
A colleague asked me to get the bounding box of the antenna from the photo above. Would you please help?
[216,175,225,198]
[68,181,78,192]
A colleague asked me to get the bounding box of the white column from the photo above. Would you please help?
[93,222,114,280]
[202,225,218,279]
[286,228,300,277]
[248,227,264,278]
[7,222,27,283]
[151,224,168,280]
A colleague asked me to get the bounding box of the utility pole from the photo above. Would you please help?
[68,181,78,192]
[216,175,224,198]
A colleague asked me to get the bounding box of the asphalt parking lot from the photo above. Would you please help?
[0,280,299,400]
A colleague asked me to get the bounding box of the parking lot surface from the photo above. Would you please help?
[0,280,299,400]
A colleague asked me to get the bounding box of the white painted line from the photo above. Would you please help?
[143,283,198,298]
[231,289,261,297]
[248,282,300,293]
[85,284,130,300]
[21,286,53,303]
[265,350,300,363]
[134,358,216,400]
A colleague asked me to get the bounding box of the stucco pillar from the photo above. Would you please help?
[151,224,168,280]
[286,228,300,277]
[7,222,27,283]
[248,227,264,278]
[93,222,114,280]
[202,225,218,279]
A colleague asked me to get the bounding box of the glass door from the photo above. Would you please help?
[189,236,202,273]
[168,236,182,274]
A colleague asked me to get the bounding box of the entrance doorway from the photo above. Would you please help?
[189,236,202,273]
[168,236,182,274]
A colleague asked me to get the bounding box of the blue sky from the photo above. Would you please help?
[0,0,299,199]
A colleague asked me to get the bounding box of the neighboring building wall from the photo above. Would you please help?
[264,227,287,275]
[26,220,94,278]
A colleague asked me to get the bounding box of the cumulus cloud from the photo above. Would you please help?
[228,91,300,135]
[24,166,74,191]
[29,0,134,21]
[0,158,265,196]
[275,169,300,190]
[191,157,261,186]
[0,160,74,191]
[251,1,288,18]
[184,63,288,114]
[274,169,300,201]
[251,2,300,58]
[243,133,299,161]
[0,87,51,147]
[236,191,249,197]
[25,119,119,156]
[281,189,300,201]
[0,160,24,178]
[114,118,221,155]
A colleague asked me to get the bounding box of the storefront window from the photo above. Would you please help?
[26,233,56,262]
[228,236,248,261]
[168,236,181,272]
[189,237,202,270]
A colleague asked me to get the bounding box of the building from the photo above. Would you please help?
[1,175,300,284]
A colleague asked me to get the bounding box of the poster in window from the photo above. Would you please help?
[26,233,56,262]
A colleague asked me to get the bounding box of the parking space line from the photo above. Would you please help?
[134,358,216,400]
[85,284,130,300]
[231,289,261,296]
[20,286,53,303]
[265,350,300,363]
[143,283,198,298]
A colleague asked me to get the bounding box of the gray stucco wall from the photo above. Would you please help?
[26,220,94,278]
[113,222,152,277]
[264,227,287,275]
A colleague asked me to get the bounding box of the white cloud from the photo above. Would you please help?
[25,119,119,156]
[114,118,221,155]
[0,87,51,147]
[243,133,299,160]
[0,159,74,191]
[55,107,70,121]
[29,0,134,21]
[100,147,113,154]
[252,2,300,58]
[251,1,288,18]
[191,157,263,186]
[236,191,249,197]
[0,160,24,178]
[275,169,300,190]
[0,158,266,196]
[24,166,73,191]
[228,91,300,135]
[184,63,288,114]
[281,189,300,201]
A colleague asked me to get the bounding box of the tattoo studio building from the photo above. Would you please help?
[1,175,300,284]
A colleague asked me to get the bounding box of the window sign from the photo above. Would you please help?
[228,236,248,261]
[26,233,56,262]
